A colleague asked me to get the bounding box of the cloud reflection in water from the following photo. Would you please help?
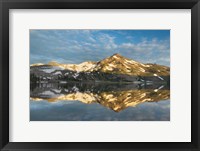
[30,82,170,121]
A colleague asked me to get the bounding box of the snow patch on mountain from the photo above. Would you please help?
[40,66,63,73]
[154,73,164,80]
[53,71,62,75]
[31,63,44,67]
[139,68,145,72]
[73,73,79,79]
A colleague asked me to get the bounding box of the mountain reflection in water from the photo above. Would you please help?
[30,82,170,121]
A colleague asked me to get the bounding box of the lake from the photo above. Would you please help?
[30,82,170,121]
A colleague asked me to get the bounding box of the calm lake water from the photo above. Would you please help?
[30,82,170,121]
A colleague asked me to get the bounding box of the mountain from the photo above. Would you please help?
[30,53,170,83]
[92,53,169,76]
[47,61,96,72]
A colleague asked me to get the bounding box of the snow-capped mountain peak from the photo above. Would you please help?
[30,53,170,76]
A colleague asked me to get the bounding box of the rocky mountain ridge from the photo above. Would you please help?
[30,54,170,83]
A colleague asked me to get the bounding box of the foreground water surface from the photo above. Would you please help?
[30,82,170,121]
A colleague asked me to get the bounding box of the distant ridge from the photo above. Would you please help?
[31,53,170,76]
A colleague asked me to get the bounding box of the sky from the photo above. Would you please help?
[30,30,170,66]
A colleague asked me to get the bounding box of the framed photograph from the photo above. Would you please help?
[0,0,199,150]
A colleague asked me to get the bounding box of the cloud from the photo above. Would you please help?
[116,38,170,66]
[98,33,118,50]
[119,39,169,52]
[30,30,170,66]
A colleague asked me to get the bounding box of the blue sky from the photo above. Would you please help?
[30,30,170,66]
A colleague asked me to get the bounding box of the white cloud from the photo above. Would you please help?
[98,34,118,50]
[119,39,169,53]
[30,30,170,66]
